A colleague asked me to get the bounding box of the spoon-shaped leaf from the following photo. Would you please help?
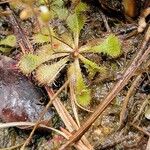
[19,53,42,75]
[72,59,91,106]
[79,54,107,79]
[36,57,69,84]
[37,45,70,62]
[0,35,16,47]
[74,2,89,13]
[80,34,121,58]
[0,35,16,53]
[32,33,51,44]
[66,13,86,47]
[51,37,73,52]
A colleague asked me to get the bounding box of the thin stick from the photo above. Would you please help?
[59,27,150,150]
[0,122,68,139]
[99,10,112,33]
[130,123,150,137]
[6,7,34,52]
[20,80,69,150]
[0,143,23,150]
[119,74,142,127]
[132,96,149,123]
[69,80,80,126]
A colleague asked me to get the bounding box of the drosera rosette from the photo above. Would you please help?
[19,1,122,108]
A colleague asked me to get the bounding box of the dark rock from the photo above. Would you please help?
[0,55,52,122]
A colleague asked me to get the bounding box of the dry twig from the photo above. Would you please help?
[119,74,142,128]
[0,122,68,138]
[130,123,150,137]
[6,7,34,53]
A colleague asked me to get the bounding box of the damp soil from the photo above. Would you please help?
[0,1,150,150]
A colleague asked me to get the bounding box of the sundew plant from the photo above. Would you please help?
[18,1,122,107]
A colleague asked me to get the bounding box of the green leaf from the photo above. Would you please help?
[55,7,69,20]
[52,0,68,19]
[0,33,16,54]
[60,32,74,48]
[38,0,48,5]
[82,34,121,58]
[90,34,121,57]
[0,47,12,53]
[79,54,107,79]
[40,27,55,36]
[36,57,68,84]
[67,13,86,35]
[74,2,89,13]
[52,0,64,7]
[72,59,91,106]
[19,48,69,75]
[66,13,86,45]
[32,33,51,44]
[101,34,122,57]
[36,44,54,62]
[37,44,69,61]
[51,37,73,52]
[66,1,88,40]
[19,53,41,74]
[0,35,16,47]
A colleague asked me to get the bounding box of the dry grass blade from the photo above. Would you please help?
[0,122,68,139]
[130,123,150,137]
[74,99,93,112]
[69,81,80,126]
[47,88,93,150]
[59,26,150,149]
[0,143,23,150]
[60,128,92,150]
[0,10,11,16]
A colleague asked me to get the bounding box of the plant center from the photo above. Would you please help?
[72,49,79,58]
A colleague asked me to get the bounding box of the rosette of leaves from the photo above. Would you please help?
[19,2,121,107]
